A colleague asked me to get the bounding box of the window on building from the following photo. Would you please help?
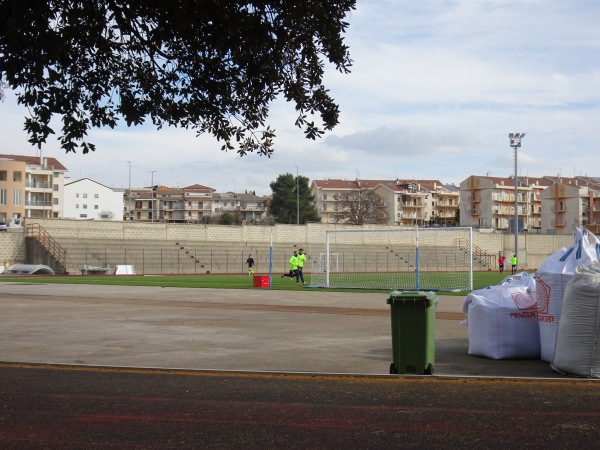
[53,184,58,191]
[13,171,22,182]
[94,205,99,209]
[76,204,79,209]
[0,188,6,205]
[76,193,80,198]
[13,189,21,206]
[198,202,203,209]
[0,170,7,181]
[94,194,99,198]
[322,194,327,200]
[83,204,87,209]
[83,193,87,198]
[323,204,327,211]
[53,198,58,205]
[53,172,59,178]
[80,214,87,218]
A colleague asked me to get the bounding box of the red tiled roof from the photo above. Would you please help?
[0,153,68,171]
[183,184,215,191]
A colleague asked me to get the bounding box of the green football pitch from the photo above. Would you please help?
[0,271,512,294]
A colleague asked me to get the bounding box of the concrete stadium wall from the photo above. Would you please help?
[14,218,584,271]
[0,232,26,268]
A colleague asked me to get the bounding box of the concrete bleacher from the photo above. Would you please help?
[55,237,298,275]
[53,236,487,276]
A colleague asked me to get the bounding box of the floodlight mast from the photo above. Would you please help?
[509,133,526,271]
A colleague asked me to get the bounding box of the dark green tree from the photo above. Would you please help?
[270,173,320,224]
[0,0,355,155]
[219,212,241,225]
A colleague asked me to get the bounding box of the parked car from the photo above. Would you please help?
[0,221,7,231]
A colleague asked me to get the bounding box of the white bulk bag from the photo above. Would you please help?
[462,272,539,360]
[551,263,600,378]
[535,228,600,362]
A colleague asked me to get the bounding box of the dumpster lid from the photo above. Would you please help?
[387,291,439,306]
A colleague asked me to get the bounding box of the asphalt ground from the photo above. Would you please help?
[0,282,577,378]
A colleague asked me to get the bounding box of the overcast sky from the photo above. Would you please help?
[2,0,599,195]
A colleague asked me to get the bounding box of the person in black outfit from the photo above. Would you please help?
[246,254,255,275]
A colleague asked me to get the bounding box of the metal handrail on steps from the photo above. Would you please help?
[25,223,67,272]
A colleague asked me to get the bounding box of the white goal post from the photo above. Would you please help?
[308,226,473,292]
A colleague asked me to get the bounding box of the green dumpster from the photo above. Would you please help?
[387,291,439,375]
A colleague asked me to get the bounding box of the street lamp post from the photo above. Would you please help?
[295,166,299,225]
[509,132,525,271]
[149,170,156,222]
[126,161,131,221]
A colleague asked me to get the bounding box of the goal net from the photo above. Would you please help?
[308,227,473,292]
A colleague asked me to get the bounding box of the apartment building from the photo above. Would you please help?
[539,177,600,234]
[63,178,123,220]
[459,175,552,232]
[182,184,214,223]
[155,186,186,222]
[312,179,459,225]
[0,153,68,226]
[212,191,269,223]
[311,179,382,224]
[458,175,600,234]
[374,181,429,226]
[125,187,154,221]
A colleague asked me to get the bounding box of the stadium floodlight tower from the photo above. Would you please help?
[509,132,525,271]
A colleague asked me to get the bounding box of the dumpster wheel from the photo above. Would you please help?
[389,363,397,374]
[425,363,434,375]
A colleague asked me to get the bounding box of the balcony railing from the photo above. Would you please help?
[25,200,52,207]
[25,181,51,189]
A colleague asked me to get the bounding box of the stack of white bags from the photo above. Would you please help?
[462,228,600,378]
[462,272,539,360]
[535,227,600,363]
[552,263,600,377]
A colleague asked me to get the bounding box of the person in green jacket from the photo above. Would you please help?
[296,248,307,285]
[511,254,517,275]
[281,250,299,282]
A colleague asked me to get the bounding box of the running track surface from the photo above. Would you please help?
[1,363,598,449]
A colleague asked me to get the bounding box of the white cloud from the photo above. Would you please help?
[3,0,600,194]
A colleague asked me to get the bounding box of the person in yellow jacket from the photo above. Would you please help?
[281,250,299,283]
[511,254,517,275]
[296,248,307,285]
